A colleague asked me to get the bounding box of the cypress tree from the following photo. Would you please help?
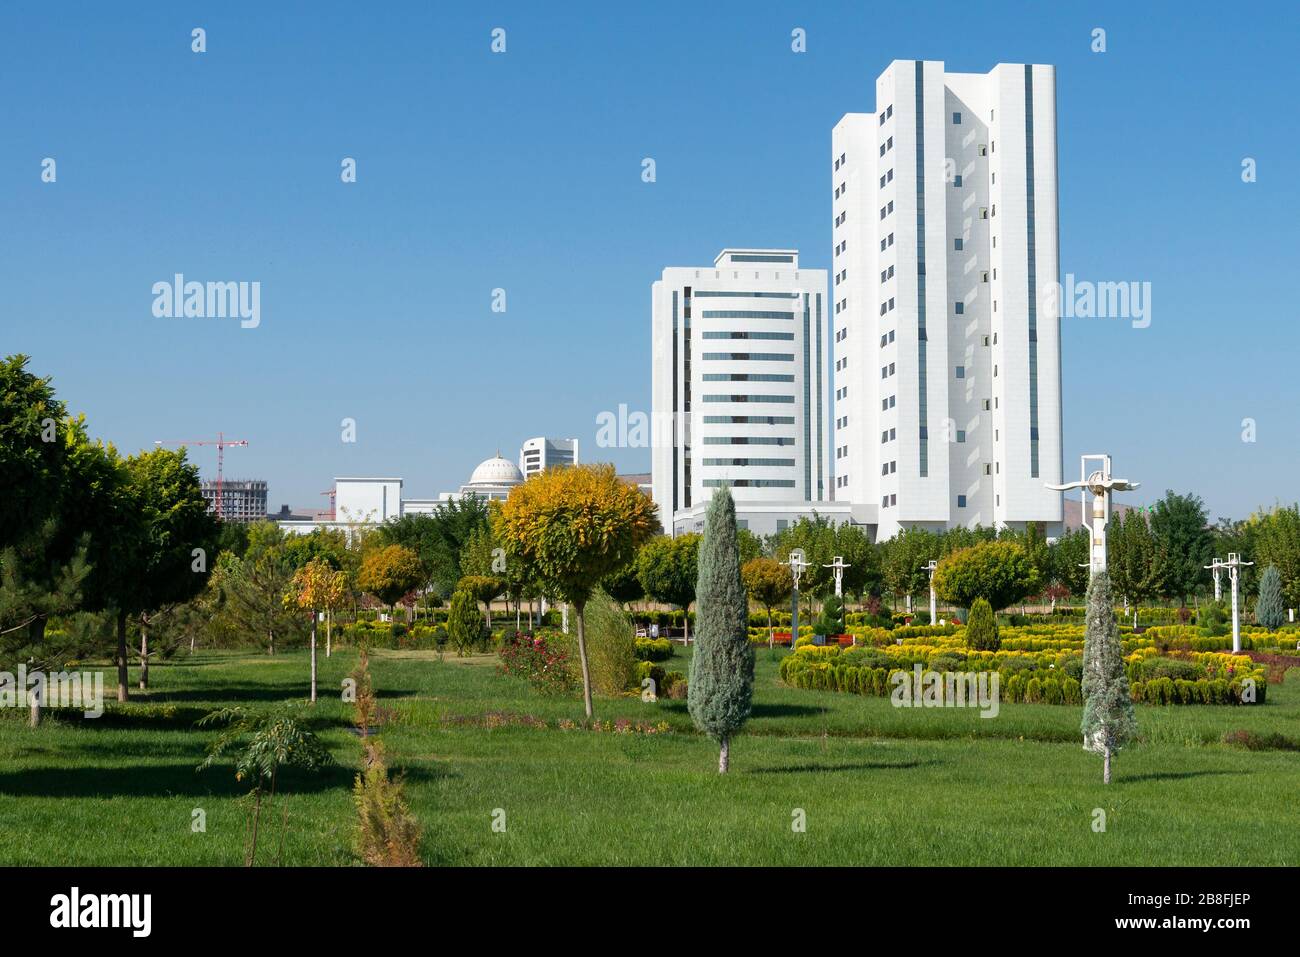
[1080,571,1137,784]
[688,487,754,773]
[965,597,999,651]
[1255,565,1284,631]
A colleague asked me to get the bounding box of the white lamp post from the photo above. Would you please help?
[1047,453,1141,578]
[1203,557,1226,604]
[1224,552,1254,653]
[783,549,810,647]
[925,559,938,623]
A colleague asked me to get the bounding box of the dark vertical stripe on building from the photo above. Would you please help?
[915,60,929,478]
[803,292,812,500]
[671,290,678,513]
[815,292,824,500]
[1024,64,1041,478]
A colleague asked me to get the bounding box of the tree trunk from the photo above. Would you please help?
[767,607,774,648]
[515,600,521,632]
[268,629,275,656]
[325,608,332,658]
[246,786,263,867]
[719,735,730,774]
[115,608,129,703]
[683,608,690,645]
[309,615,318,704]
[138,614,149,691]
[575,603,593,719]
[1103,745,1112,785]
[28,617,45,726]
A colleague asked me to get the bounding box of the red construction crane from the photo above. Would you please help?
[155,432,249,520]
[320,488,336,520]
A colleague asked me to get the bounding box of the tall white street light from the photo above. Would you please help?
[925,559,939,623]
[1204,557,1226,603]
[1225,552,1254,653]
[783,549,810,648]
[1047,453,1141,578]
[823,555,851,597]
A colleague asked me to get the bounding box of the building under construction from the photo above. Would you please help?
[200,479,268,523]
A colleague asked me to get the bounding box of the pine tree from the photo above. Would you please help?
[1080,571,1137,784]
[688,488,754,773]
[1255,565,1285,631]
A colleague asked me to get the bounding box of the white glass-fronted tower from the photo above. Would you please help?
[831,60,1063,539]
[651,249,831,535]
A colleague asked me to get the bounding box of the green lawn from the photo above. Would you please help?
[1,644,1297,865]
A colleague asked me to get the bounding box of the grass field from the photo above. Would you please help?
[2,643,1298,866]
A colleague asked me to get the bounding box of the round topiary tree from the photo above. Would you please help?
[1255,565,1285,631]
[1080,571,1137,784]
[965,597,999,651]
[688,487,754,773]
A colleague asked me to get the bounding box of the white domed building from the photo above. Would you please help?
[437,451,525,502]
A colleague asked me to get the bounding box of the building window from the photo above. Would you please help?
[955,366,965,378]
[956,430,966,443]
[957,495,967,508]
[954,301,964,315]
[952,111,962,124]
[953,174,962,188]
[954,238,963,251]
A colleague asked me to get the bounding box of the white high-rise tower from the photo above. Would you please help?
[651,249,837,536]
[831,60,1063,538]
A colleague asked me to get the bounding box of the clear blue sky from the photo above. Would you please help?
[2,0,1295,521]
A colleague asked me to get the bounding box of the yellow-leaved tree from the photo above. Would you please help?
[284,558,348,703]
[495,464,657,718]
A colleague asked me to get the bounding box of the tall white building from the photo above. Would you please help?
[519,436,578,478]
[652,248,847,536]
[831,60,1063,539]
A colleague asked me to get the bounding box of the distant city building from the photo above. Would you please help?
[267,504,314,522]
[651,248,852,536]
[201,479,267,523]
[519,436,578,478]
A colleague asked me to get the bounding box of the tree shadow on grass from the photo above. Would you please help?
[0,759,457,799]
[1116,768,1248,785]
[127,683,421,705]
[654,701,829,720]
[747,759,941,775]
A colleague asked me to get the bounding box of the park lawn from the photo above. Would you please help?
[0,644,1297,866]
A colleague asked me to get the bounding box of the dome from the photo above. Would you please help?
[468,452,524,487]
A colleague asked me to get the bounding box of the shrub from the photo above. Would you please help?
[353,739,422,867]
[585,588,638,695]
[447,590,484,655]
[634,637,674,662]
[965,598,1000,651]
[498,632,577,696]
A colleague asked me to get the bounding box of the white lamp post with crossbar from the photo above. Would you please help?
[783,549,810,649]
[925,559,938,623]
[1225,552,1253,653]
[1047,453,1141,578]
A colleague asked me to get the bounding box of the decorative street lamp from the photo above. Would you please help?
[1224,552,1254,653]
[823,555,851,597]
[783,549,810,648]
[1047,453,1141,578]
[925,559,939,623]
[1203,557,1225,603]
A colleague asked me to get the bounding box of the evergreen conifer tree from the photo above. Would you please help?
[965,598,999,651]
[1255,565,1284,631]
[688,488,754,773]
[1080,571,1137,784]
